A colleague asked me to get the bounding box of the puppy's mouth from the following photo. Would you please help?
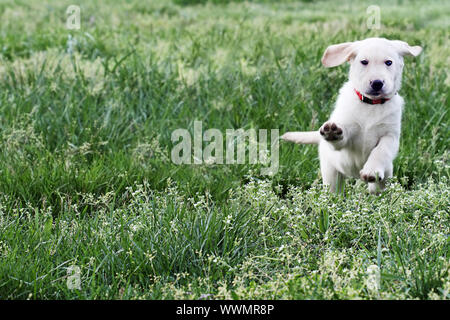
[365,89,388,99]
[364,89,391,99]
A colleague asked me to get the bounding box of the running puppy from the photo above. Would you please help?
[281,38,422,194]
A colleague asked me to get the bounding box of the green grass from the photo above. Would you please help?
[0,0,448,299]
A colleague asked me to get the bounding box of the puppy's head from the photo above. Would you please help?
[321,38,422,99]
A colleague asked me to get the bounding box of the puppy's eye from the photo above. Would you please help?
[361,60,369,65]
[385,60,392,66]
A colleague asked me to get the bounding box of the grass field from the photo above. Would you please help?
[0,0,448,299]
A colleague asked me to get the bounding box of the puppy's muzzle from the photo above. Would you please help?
[370,79,384,91]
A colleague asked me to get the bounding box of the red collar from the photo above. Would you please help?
[354,89,389,105]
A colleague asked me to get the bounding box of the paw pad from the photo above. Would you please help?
[360,170,384,183]
[320,122,343,141]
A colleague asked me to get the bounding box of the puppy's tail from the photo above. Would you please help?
[280,131,321,145]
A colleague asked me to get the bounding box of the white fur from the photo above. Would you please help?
[281,38,422,194]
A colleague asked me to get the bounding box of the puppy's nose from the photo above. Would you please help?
[370,80,384,91]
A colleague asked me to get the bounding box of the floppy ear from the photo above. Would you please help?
[390,40,422,57]
[321,41,359,67]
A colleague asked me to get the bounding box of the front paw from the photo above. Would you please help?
[360,167,384,183]
[320,122,343,141]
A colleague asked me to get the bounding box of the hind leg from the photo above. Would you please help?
[320,149,345,193]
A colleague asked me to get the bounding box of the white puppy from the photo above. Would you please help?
[281,38,422,194]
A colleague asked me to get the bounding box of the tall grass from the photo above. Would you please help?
[0,0,448,299]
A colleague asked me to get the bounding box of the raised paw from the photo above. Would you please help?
[320,122,343,141]
[359,168,384,183]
